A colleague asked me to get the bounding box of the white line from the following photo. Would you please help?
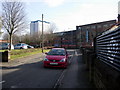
[53,70,66,88]
[0,81,5,84]
[11,86,18,88]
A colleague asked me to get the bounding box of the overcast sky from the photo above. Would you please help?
[0,0,119,33]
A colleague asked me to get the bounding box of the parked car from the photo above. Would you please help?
[0,43,14,50]
[43,48,69,68]
[14,43,28,49]
[27,45,34,48]
[33,44,40,48]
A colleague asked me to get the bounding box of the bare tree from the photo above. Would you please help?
[2,32,20,44]
[21,34,30,44]
[48,22,57,34]
[30,32,42,46]
[2,1,27,50]
[44,22,58,47]
[2,33,9,41]
[0,17,3,36]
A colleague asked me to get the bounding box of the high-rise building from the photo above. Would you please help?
[30,20,50,36]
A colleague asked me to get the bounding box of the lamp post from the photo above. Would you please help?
[42,14,44,53]
[41,14,50,52]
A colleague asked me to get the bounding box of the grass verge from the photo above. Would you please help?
[1,48,50,60]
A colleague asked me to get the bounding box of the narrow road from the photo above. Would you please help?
[2,49,94,88]
[58,49,94,88]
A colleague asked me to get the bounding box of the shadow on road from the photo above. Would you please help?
[2,60,64,88]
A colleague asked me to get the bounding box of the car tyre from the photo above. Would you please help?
[20,47,23,49]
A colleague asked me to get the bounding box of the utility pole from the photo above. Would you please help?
[42,14,44,53]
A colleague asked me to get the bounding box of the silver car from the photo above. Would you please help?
[14,43,28,49]
[0,43,14,50]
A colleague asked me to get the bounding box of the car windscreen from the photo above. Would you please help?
[2,43,8,46]
[23,44,28,46]
[16,44,21,46]
[47,49,66,56]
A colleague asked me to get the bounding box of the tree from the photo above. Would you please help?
[2,1,27,50]
[2,32,21,44]
[21,34,31,44]
[48,22,57,34]
[44,22,58,46]
[2,33,9,41]
[0,17,3,36]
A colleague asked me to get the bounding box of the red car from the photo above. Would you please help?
[43,48,69,68]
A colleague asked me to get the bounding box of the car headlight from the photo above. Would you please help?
[60,58,66,62]
[44,58,49,61]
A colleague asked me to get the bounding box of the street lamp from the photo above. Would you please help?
[41,14,50,53]
[42,14,44,53]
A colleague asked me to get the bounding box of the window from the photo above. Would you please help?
[2,43,8,46]
[97,25,101,28]
[16,44,21,46]
[103,24,108,28]
[86,26,90,29]
[86,30,89,42]
[78,27,81,30]
[91,25,96,29]
[110,24,114,27]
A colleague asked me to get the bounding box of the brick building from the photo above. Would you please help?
[76,20,116,48]
[0,40,9,43]
[54,30,77,49]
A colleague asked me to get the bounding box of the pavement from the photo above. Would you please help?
[57,49,95,88]
[0,53,46,68]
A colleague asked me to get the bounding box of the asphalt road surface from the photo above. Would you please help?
[1,49,94,89]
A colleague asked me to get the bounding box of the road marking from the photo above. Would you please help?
[53,70,66,88]
[0,81,5,84]
[76,53,82,56]
[11,85,18,88]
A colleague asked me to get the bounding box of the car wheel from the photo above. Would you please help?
[20,47,23,49]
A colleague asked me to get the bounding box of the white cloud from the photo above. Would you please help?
[78,3,117,24]
[53,3,117,32]
[44,0,65,7]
